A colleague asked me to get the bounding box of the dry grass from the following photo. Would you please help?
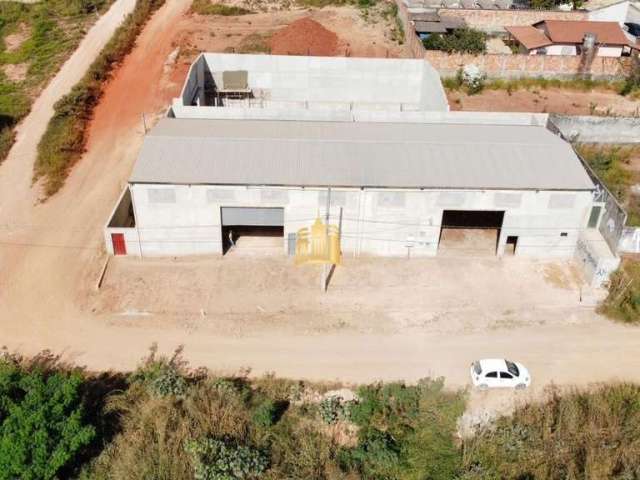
[461,383,640,479]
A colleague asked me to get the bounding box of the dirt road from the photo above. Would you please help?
[0,0,639,391]
[0,0,137,217]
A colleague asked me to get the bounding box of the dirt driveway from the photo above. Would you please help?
[93,255,594,336]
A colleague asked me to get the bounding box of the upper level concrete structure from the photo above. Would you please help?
[171,53,449,120]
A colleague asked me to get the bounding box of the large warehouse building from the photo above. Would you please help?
[105,53,623,286]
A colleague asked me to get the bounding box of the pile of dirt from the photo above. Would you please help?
[269,17,338,56]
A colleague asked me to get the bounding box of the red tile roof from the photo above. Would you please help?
[505,26,552,50]
[534,20,629,46]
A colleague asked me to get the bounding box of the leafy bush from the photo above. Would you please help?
[460,64,485,95]
[191,0,253,16]
[461,384,640,479]
[35,0,166,196]
[252,399,288,428]
[342,378,466,480]
[338,429,400,480]
[131,345,189,397]
[598,260,640,323]
[422,28,487,54]
[0,357,95,480]
[318,395,351,425]
[186,437,268,480]
[621,56,640,96]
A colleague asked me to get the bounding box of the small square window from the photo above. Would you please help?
[560,232,568,237]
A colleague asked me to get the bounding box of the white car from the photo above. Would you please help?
[470,359,531,389]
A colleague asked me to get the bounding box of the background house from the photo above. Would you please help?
[506,20,634,56]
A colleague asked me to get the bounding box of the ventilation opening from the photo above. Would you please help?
[438,210,504,256]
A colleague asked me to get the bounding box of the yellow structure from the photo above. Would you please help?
[295,217,341,265]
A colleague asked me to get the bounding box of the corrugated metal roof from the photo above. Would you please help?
[129,118,595,191]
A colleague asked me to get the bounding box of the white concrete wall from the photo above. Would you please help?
[588,1,630,24]
[125,183,594,259]
[530,44,623,57]
[173,53,449,114]
[575,229,621,287]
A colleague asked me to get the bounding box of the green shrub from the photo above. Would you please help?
[599,260,640,323]
[0,358,95,480]
[34,0,166,196]
[621,56,640,96]
[318,395,351,425]
[191,0,254,16]
[422,28,487,54]
[343,378,465,480]
[338,429,400,480]
[186,437,268,480]
[461,384,640,479]
[252,399,288,428]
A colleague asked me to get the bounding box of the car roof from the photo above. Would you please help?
[477,359,509,371]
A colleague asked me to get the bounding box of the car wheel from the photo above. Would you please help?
[515,383,527,390]
[479,384,489,390]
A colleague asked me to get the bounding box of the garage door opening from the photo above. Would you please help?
[221,207,284,256]
[438,210,504,256]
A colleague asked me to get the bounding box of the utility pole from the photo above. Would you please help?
[322,187,331,292]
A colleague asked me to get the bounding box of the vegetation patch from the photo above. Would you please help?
[4,347,640,480]
[237,33,271,54]
[191,0,254,16]
[598,259,640,323]
[461,384,640,479]
[576,144,640,226]
[422,28,486,54]
[0,0,113,164]
[34,0,166,197]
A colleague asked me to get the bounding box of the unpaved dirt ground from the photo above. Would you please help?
[1,0,640,404]
[449,88,640,117]
[92,255,594,337]
[170,5,407,64]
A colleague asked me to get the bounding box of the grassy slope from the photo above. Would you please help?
[0,0,114,164]
[34,0,166,197]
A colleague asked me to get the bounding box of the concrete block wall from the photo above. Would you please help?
[438,7,588,32]
[422,50,632,78]
[125,183,594,259]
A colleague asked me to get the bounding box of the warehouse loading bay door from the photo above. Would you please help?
[438,210,504,256]
[221,207,284,255]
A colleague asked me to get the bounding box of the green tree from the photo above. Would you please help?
[422,28,487,54]
[0,363,95,480]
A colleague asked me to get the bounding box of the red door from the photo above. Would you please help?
[111,233,126,255]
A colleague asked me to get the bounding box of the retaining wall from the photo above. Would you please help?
[549,115,640,143]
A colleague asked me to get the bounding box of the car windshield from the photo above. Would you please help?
[505,360,519,377]
[473,361,482,375]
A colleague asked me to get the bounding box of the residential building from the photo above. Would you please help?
[506,20,634,56]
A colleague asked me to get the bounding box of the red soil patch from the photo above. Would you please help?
[270,17,338,56]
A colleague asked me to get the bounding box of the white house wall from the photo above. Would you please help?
[127,184,594,258]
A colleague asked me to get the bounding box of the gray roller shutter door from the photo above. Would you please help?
[221,207,284,226]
